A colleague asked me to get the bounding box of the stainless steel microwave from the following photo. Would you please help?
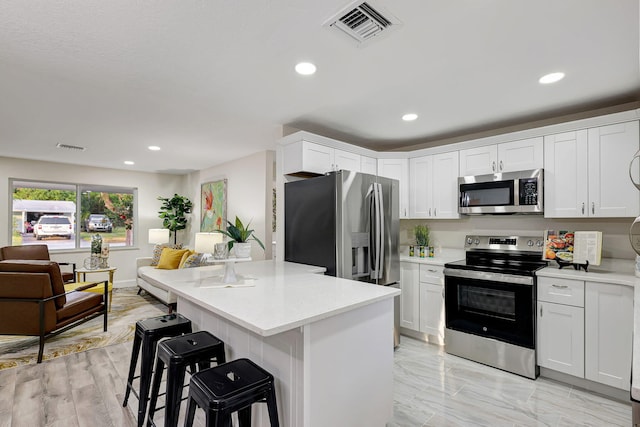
[458,169,543,215]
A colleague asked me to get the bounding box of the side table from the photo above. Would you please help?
[71,266,117,310]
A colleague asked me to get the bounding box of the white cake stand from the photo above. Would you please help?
[199,257,253,287]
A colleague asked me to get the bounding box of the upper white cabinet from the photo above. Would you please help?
[378,158,409,218]
[282,140,361,175]
[459,137,543,176]
[409,151,459,219]
[360,155,377,175]
[544,121,639,218]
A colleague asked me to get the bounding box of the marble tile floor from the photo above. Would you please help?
[389,336,632,427]
[0,334,631,426]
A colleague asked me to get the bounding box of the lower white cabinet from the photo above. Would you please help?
[537,300,585,377]
[584,281,633,390]
[537,276,633,391]
[400,262,419,330]
[400,261,445,344]
[419,282,445,339]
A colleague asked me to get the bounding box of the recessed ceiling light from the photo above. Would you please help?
[148,145,161,151]
[402,113,418,121]
[124,161,135,165]
[539,72,565,84]
[295,62,317,75]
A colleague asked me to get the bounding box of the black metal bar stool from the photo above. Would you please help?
[147,330,226,427]
[184,358,279,427]
[123,313,192,427]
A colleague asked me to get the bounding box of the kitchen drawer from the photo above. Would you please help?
[538,277,584,307]
[419,264,444,285]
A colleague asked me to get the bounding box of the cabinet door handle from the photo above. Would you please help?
[499,160,503,171]
[540,304,543,317]
[592,202,595,215]
[429,208,431,217]
[434,208,437,217]
[551,284,569,289]
[427,269,437,272]
[442,289,445,299]
[582,202,585,215]
[492,161,496,172]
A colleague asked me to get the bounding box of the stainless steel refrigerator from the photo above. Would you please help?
[284,170,400,347]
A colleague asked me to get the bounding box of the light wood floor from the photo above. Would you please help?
[0,336,632,426]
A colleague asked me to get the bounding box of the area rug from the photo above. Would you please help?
[0,287,166,370]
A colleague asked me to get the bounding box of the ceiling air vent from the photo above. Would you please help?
[324,1,401,46]
[56,143,86,151]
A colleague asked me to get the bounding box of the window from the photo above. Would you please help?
[11,179,137,251]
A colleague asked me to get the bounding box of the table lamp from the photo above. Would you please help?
[194,232,223,255]
[148,228,170,245]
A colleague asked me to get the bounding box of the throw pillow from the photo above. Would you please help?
[181,253,203,269]
[150,243,183,266]
[156,248,189,270]
[178,250,195,269]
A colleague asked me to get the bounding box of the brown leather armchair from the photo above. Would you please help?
[0,260,108,363]
[0,244,76,283]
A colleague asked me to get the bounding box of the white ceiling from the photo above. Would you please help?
[0,0,638,174]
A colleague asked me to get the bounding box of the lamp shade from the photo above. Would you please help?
[194,232,223,253]
[148,228,170,245]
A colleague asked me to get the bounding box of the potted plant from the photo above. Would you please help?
[216,216,265,258]
[157,194,193,245]
[414,224,429,257]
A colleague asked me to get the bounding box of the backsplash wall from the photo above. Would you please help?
[400,216,636,260]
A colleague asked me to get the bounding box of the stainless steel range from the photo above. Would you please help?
[443,235,547,379]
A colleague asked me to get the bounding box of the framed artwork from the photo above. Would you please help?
[200,179,227,232]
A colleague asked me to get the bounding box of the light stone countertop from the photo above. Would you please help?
[140,260,400,337]
[400,248,465,266]
[537,257,636,287]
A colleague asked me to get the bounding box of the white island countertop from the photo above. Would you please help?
[140,260,400,337]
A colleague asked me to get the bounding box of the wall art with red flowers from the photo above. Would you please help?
[200,179,227,232]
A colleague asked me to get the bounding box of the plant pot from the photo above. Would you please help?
[234,242,251,258]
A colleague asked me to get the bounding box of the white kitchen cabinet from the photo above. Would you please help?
[458,137,543,176]
[399,262,420,330]
[333,148,361,172]
[537,300,585,378]
[587,122,640,217]
[282,140,361,175]
[537,276,585,378]
[544,120,639,218]
[585,281,633,391]
[378,158,409,218]
[409,151,459,219]
[361,155,377,175]
[409,155,432,218]
[418,264,445,343]
[537,275,634,391]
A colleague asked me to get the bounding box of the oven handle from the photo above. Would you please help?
[443,268,534,286]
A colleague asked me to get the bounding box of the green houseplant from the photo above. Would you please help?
[157,194,193,245]
[414,224,429,247]
[216,216,265,258]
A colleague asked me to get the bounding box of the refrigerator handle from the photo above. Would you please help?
[369,183,384,281]
[376,183,385,281]
[368,184,377,280]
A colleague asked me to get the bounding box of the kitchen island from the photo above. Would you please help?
[139,260,400,427]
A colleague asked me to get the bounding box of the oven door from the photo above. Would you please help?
[444,268,535,348]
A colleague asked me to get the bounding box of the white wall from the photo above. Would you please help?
[0,156,186,286]
[401,216,636,260]
[185,150,275,260]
